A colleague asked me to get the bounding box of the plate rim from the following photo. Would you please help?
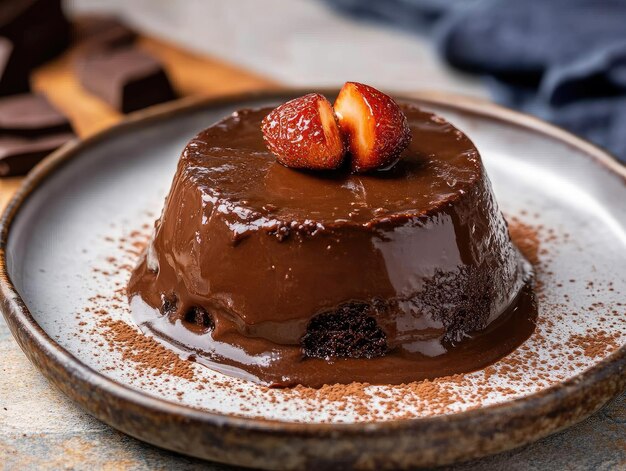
[1,88,625,467]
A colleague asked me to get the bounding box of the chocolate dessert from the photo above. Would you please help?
[128,84,536,387]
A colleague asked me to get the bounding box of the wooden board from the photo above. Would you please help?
[0,35,278,209]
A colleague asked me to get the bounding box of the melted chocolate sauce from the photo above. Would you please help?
[128,104,537,387]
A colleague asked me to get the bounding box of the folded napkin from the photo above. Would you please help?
[324,0,626,163]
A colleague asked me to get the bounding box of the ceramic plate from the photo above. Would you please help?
[2,90,625,469]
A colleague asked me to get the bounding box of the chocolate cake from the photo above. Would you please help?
[128,99,536,387]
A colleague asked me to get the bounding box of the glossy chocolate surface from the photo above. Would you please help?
[128,104,536,387]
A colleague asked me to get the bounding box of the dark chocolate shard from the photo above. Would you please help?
[0,37,30,96]
[0,133,74,176]
[75,47,176,113]
[0,93,74,137]
[0,0,70,70]
[73,14,137,54]
[73,14,136,43]
[302,302,388,359]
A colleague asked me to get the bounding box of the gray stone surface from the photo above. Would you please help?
[1,317,625,470]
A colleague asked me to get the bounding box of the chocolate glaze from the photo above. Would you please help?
[128,104,537,387]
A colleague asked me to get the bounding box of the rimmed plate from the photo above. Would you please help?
[1,90,625,469]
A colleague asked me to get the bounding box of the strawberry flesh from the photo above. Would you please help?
[334,82,411,173]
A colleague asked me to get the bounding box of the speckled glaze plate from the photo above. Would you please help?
[1,90,625,470]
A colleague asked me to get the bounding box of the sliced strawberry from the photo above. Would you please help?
[261,93,345,170]
[334,82,411,173]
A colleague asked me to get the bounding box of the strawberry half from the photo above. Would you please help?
[261,93,345,170]
[334,82,411,173]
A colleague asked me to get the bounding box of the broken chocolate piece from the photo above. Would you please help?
[73,14,137,53]
[0,0,70,70]
[0,133,74,176]
[73,14,136,43]
[0,93,74,137]
[0,92,75,176]
[75,47,176,113]
[0,37,30,96]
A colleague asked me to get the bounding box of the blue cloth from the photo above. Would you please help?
[323,0,626,163]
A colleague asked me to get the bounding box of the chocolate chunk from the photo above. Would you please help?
[0,93,75,176]
[76,47,176,113]
[0,38,30,96]
[73,14,136,43]
[73,14,137,53]
[0,0,70,70]
[0,133,74,176]
[0,94,74,137]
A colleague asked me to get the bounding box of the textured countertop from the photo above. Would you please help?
[1,1,625,469]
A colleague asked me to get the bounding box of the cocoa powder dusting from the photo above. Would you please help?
[70,211,625,423]
[98,318,195,381]
[508,217,541,267]
[82,227,195,383]
[569,330,620,359]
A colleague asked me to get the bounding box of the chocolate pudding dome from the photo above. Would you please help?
[128,83,536,387]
